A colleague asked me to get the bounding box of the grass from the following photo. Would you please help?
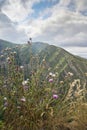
[0,44,87,130]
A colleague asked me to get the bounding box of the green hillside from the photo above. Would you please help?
[0,39,87,82]
[39,45,87,81]
[0,39,87,129]
[0,39,18,52]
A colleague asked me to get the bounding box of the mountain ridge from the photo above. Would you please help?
[0,39,87,100]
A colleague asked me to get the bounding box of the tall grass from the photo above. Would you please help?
[0,44,87,130]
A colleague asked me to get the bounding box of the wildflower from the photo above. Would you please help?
[49,72,56,77]
[67,72,73,77]
[4,97,7,100]
[3,97,8,108]
[53,94,58,99]
[28,37,32,45]
[52,74,56,77]
[42,59,46,62]
[6,57,10,62]
[20,96,26,102]
[4,101,8,107]
[13,51,17,55]
[22,80,28,86]
[0,55,4,58]
[29,37,32,41]
[20,66,24,69]
[49,78,53,82]
[28,41,31,45]
[49,72,53,76]
[60,81,64,84]
[23,85,29,91]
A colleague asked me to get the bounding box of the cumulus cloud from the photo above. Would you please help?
[0,11,27,42]
[74,0,87,12]
[0,0,41,22]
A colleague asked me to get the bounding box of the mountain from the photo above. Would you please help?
[0,39,48,55]
[0,39,87,100]
[39,44,87,80]
[0,39,18,52]
[0,39,87,80]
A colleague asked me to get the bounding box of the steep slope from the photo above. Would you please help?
[39,45,87,100]
[0,39,87,100]
[39,45,87,81]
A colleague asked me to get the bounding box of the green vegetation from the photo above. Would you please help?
[0,42,87,130]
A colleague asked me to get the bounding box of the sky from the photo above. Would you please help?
[0,0,87,58]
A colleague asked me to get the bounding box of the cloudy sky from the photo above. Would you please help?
[0,0,87,58]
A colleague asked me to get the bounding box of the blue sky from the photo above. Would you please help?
[0,0,87,58]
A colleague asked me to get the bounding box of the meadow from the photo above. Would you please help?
[0,45,87,130]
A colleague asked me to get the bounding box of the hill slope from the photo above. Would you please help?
[0,39,87,100]
[0,39,87,80]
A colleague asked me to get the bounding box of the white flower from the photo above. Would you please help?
[4,97,7,100]
[0,55,4,58]
[6,57,10,62]
[49,72,56,77]
[20,66,24,69]
[22,80,28,86]
[49,72,53,76]
[20,96,26,102]
[68,72,73,77]
[13,51,17,54]
[60,81,64,84]
[52,74,56,77]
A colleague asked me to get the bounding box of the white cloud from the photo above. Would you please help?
[0,11,27,42]
[0,0,87,58]
[18,6,87,46]
[74,0,87,12]
[1,0,40,22]
[58,0,71,7]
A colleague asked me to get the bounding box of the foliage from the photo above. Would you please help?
[0,44,87,130]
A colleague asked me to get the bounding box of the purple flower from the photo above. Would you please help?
[53,94,58,99]
[23,85,29,91]
[49,78,53,82]
[4,101,8,107]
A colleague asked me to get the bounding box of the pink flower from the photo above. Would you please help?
[23,85,29,90]
[49,78,53,82]
[4,102,8,107]
[53,94,58,99]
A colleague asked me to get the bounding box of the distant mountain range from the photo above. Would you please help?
[0,39,87,100]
